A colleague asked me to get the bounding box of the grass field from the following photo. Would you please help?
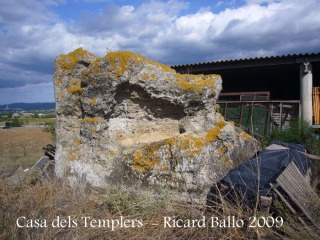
[0,127,53,175]
[0,117,55,127]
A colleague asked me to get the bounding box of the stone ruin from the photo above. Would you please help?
[54,48,259,203]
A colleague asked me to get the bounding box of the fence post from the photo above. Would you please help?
[279,102,283,132]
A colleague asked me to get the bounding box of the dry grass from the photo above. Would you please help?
[0,127,319,239]
[0,179,261,240]
[1,177,318,240]
[0,128,53,175]
[0,117,55,127]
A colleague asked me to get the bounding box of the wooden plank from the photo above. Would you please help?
[271,184,310,229]
[239,103,243,127]
[220,91,270,97]
[313,87,320,124]
[276,162,320,229]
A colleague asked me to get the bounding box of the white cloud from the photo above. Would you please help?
[1,0,320,103]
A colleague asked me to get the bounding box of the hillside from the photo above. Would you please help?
[0,102,55,111]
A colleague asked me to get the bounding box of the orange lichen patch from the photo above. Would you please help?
[132,142,165,172]
[67,86,83,94]
[91,58,105,75]
[88,98,96,106]
[161,166,170,172]
[147,59,175,73]
[238,132,253,141]
[105,51,175,77]
[221,155,232,165]
[107,51,144,77]
[205,121,227,142]
[131,132,208,173]
[141,73,156,81]
[108,151,116,158]
[141,73,149,80]
[130,121,232,174]
[74,139,82,146]
[175,73,216,93]
[67,148,80,161]
[82,117,101,124]
[218,147,227,153]
[56,48,95,71]
[164,133,206,156]
[67,79,83,94]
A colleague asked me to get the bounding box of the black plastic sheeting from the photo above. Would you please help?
[215,141,312,203]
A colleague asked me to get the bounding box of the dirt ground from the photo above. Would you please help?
[0,127,53,176]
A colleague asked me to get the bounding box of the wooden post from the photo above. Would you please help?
[224,102,228,118]
[265,103,270,135]
[250,102,254,134]
[279,102,283,132]
[239,103,243,127]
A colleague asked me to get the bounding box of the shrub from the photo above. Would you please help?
[264,119,320,156]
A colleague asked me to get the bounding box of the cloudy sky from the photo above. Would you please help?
[0,0,320,104]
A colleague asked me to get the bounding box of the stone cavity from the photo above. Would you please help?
[54,48,259,203]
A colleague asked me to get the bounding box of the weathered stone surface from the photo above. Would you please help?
[54,48,259,203]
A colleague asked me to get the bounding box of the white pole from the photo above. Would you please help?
[300,62,313,124]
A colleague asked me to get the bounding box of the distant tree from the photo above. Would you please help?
[33,113,39,118]
[5,121,11,127]
[11,117,22,127]
[8,112,13,118]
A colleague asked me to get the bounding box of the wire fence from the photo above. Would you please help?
[217,100,301,137]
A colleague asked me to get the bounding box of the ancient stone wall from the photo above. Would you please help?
[54,48,259,203]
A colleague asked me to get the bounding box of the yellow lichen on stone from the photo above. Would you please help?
[219,147,227,153]
[91,58,105,75]
[67,79,83,94]
[165,133,206,156]
[107,51,144,77]
[67,148,80,161]
[141,73,156,81]
[56,48,95,71]
[109,151,116,157]
[88,98,96,106]
[106,51,175,78]
[67,86,83,94]
[221,155,232,165]
[205,121,227,142]
[74,139,82,145]
[238,132,253,141]
[141,73,149,80]
[175,73,216,93]
[132,143,164,172]
[83,117,101,124]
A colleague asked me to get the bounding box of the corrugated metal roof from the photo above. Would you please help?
[172,52,320,68]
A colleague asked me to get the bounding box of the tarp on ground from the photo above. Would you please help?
[218,140,312,201]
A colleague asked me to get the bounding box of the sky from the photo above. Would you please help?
[0,0,320,105]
